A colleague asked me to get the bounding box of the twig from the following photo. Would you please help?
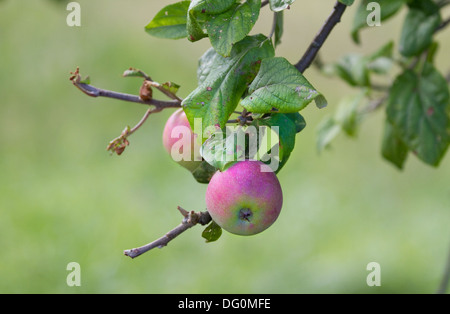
[70,67,181,109]
[370,83,391,92]
[295,1,347,73]
[437,0,450,8]
[130,108,160,135]
[124,207,212,259]
[437,242,450,294]
[106,107,163,155]
[360,94,388,115]
[261,0,269,8]
[436,16,450,33]
[70,67,182,155]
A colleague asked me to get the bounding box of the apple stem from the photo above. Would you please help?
[123,207,212,259]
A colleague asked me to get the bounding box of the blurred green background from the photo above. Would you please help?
[0,0,449,294]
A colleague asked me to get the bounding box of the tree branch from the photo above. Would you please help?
[295,1,347,73]
[70,67,181,109]
[124,207,212,259]
[70,67,182,155]
[106,107,163,155]
[359,94,389,115]
[436,16,450,33]
[437,0,450,9]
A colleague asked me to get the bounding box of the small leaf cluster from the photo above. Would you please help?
[319,0,450,169]
[146,0,326,178]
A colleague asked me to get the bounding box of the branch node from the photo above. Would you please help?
[177,206,189,218]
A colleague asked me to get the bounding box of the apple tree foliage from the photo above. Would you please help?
[72,0,450,252]
[145,0,450,175]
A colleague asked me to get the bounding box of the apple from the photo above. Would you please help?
[162,108,202,172]
[205,160,283,236]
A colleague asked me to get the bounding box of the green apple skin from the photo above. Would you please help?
[205,160,283,236]
[162,108,202,172]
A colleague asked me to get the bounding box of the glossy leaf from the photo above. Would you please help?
[187,0,236,42]
[252,113,304,173]
[269,0,295,12]
[202,221,222,243]
[187,9,208,41]
[145,1,190,39]
[205,0,261,57]
[182,35,275,137]
[200,127,247,172]
[241,57,327,113]
[189,0,236,15]
[191,160,218,184]
[161,82,180,96]
[285,112,306,133]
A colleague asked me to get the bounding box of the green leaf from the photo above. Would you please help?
[368,41,394,61]
[202,220,222,243]
[200,126,247,172]
[145,1,190,39]
[399,7,441,57]
[189,0,236,15]
[252,113,303,173]
[191,160,218,184]
[187,0,236,42]
[187,10,208,42]
[334,43,394,82]
[334,93,364,137]
[367,57,394,75]
[352,0,405,44]
[316,116,341,152]
[183,34,275,137]
[381,120,409,169]
[407,0,440,14]
[241,57,327,113]
[161,82,180,96]
[269,0,295,12]
[426,41,439,64]
[205,0,261,57]
[316,93,367,151]
[386,63,450,166]
[285,112,306,133]
[334,54,370,87]
[200,112,305,173]
[338,0,354,5]
[122,68,147,78]
[273,11,284,48]
[79,76,90,84]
